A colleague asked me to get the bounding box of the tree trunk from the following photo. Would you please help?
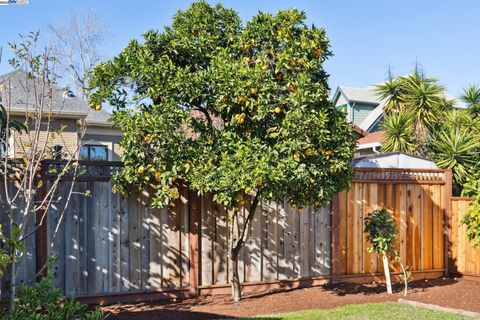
[227,194,260,302]
[8,251,17,313]
[400,263,408,296]
[230,252,241,302]
[382,255,392,294]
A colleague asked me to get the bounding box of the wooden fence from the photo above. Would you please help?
[198,197,331,294]
[450,197,480,278]
[332,168,450,282]
[0,182,37,297]
[3,161,480,303]
[46,181,332,299]
[0,161,331,302]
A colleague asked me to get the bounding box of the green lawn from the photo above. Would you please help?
[243,302,472,320]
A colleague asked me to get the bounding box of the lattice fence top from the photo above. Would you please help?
[44,160,123,181]
[353,168,446,184]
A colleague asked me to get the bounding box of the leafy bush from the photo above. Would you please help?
[364,208,397,257]
[0,226,12,278]
[461,174,480,247]
[461,198,480,247]
[1,273,106,320]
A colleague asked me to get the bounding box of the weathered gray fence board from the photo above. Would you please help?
[0,180,37,299]
[2,177,331,298]
[44,182,192,296]
[198,198,332,286]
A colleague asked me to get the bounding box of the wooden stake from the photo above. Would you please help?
[383,255,392,294]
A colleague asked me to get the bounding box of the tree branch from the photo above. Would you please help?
[193,104,212,124]
[234,192,260,253]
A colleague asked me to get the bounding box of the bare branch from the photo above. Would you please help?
[48,9,109,100]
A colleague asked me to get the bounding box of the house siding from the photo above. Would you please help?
[12,117,79,158]
[352,103,377,126]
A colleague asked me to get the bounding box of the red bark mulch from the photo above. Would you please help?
[102,277,480,319]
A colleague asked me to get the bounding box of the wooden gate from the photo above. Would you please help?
[332,168,451,282]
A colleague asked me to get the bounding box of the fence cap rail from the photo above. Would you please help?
[353,167,447,173]
[353,167,447,184]
[451,197,473,201]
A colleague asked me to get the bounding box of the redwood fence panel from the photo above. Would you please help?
[333,168,450,282]
[450,197,480,278]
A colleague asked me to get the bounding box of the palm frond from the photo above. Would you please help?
[375,79,405,113]
[381,112,415,154]
[461,84,480,117]
[432,126,480,190]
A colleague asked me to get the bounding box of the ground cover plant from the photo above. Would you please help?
[0,266,106,320]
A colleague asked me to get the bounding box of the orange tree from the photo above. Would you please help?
[88,1,355,301]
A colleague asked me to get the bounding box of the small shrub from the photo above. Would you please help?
[1,273,106,320]
[364,208,411,296]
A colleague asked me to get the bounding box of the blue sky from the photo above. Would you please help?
[0,1,479,97]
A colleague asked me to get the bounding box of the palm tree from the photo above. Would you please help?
[402,73,449,143]
[381,112,415,153]
[432,126,480,195]
[461,84,480,117]
[375,78,406,113]
[376,71,452,157]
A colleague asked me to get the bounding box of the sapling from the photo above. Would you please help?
[364,208,411,295]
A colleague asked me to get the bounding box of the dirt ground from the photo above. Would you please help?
[102,278,480,319]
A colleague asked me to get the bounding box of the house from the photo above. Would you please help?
[0,70,122,161]
[332,86,387,135]
[333,83,465,156]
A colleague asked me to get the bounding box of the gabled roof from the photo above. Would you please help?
[0,70,113,125]
[337,86,381,105]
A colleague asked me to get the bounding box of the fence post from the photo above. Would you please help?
[35,161,48,279]
[444,170,453,276]
[331,194,340,282]
[188,189,200,296]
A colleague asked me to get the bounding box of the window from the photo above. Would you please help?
[80,145,108,161]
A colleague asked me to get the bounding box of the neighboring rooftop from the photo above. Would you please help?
[0,70,113,125]
[335,83,466,109]
[336,86,383,105]
[357,131,385,146]
[352,152,438,169]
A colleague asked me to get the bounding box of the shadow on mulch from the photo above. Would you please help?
[108,310,233,320]
[322,277,458,296]
[103,278,464,320]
